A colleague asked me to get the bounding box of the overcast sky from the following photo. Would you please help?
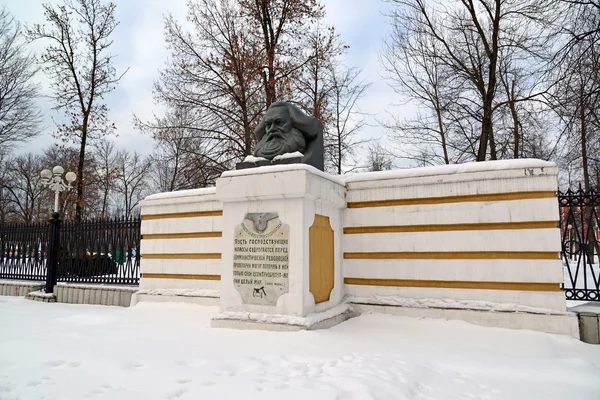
[7,0,402,158]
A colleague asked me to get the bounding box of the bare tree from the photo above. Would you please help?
[0,151,11,224]
[381,22,464,165]
[293,24,344,124]
[113,151,151,220]
[549,0,600,190]
[91,139,118,217]
[27,0,125,221]
[384,0,555,163]
[325,65,371,174]
[142,0,264,168]
[139,106,227,191]
[0,7,41,150]
[554,55,600,190]
[366,141,394,172]
[144,0,337,172]
[240,0,324,107]
[0,153,47,223]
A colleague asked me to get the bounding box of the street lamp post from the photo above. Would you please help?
[40,166,76,294]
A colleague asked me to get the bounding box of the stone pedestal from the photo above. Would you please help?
[211,165,349,330]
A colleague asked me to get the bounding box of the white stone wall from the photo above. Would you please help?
[139,188,222,292]
[342,159,566,312]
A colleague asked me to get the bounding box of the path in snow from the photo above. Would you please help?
[0,297,599,400]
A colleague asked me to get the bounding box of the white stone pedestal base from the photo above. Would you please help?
[131,292,220,307]
[212,165,346,331]
[211,303,355,331]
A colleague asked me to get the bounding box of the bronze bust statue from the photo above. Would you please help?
[237,102,324,171]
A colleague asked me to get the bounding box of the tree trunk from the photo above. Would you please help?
[434,92,449,164]
[477,103,493,161]
[477,0,500,162]
[241,104,252,156]
[509,81,520,159]
[169,148,179,192]
[336,96,342,174]
[266,53,276,107]
[75,114,89,221]
[580,101,590,191]
[489,128,498,160]
[101,184,109,218]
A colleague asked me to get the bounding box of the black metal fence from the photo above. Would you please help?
[0,217,141,285]
[559,188,600,301]
[0,221,49,281]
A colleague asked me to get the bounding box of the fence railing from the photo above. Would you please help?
[559,188,600,301]
[0,216,141,285]
[0,221,49,281]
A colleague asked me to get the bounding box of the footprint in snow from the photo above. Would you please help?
[46,360,65,368]
[418,383,433,393]
[122,362,144,370]
[167,387,188,399]
[0,383,15,393]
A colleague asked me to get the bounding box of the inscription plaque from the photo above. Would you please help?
[233,213,289,305]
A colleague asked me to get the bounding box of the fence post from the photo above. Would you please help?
[45,212,61,294]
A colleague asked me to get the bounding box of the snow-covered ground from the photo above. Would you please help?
[1,297,599,400]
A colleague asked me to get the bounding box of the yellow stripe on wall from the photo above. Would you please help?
[141,253,222,259]
[142,210,223,220]
[142,232,222,240]
[344,278,561,292]
[344,251,559,260]
[343,221,557,234]
[347,191,555,209]
[141,273,221,281]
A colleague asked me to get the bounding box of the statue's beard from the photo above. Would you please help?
[254,128,306,160]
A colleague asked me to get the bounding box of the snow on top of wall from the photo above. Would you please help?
[343,159,557,184]
[0,280,45,286]
[347,295,573,316]
[27,291,56,298]
[144,159,556,202]
[221,163,346,186]
[144,187,217,202]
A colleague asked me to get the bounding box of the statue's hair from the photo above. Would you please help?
[254,102,320,142]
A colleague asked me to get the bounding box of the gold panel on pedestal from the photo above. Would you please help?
[309,214,334,304]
